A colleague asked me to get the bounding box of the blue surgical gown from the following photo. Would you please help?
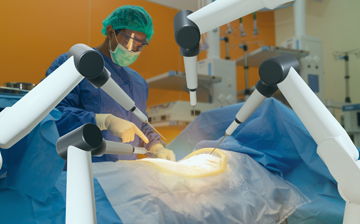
[46,49,160,162]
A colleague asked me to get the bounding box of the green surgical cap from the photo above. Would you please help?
[101,5,154,42]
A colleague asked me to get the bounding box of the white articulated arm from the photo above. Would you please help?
[55,123,148,224]
[278,64,360,224]
[0,56,84,149]
[173,0,294,107]
[278,67,360,204]
[100,78,148,122]
[0,43,126,150]
[188,0,291,35]
[218,53,360,223]
[225,89,267,135]
[233,54,360,223]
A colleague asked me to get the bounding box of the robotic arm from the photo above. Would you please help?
[173,0,294,107]
[0,44,149,169]
[225,54,360,224]
[56,123,147,224]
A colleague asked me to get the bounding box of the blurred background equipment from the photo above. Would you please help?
[333,48,360,103]
[4,82,35,90]
[236,44,308,101]
[279,0,324,102]
[343,103,360,147]
[0,82,35,95]
[146,57,236,127]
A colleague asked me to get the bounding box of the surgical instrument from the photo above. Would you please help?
[209,133,228,155]
[147,122,166,140]
[193,106,196,130]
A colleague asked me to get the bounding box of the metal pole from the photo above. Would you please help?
[224,32,230,60]
[244,44,250,100]
[344,54,351,103]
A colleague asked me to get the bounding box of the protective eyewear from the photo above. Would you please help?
[115,30,148,52]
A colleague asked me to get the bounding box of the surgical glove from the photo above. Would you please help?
[150,143,176,161]
[95,114,149,143]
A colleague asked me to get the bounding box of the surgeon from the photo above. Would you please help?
[46,5,175,162]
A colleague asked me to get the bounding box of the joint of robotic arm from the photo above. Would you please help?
[68,44,110,88]
[259,54,300,86]
[56,123,106,160]
[174,10,201,57]
[255,80,278,98]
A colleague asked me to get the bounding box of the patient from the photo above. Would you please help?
[168,98,348,224]
[92,148,309,224]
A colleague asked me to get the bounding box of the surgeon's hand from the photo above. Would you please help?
[95,114,149,143]
[150,143,176,161]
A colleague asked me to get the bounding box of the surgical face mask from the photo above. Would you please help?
[109,35,140,67]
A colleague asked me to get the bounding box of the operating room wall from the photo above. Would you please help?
[0,0,188,102]
[0,0,276,145]
[274,0,360,118]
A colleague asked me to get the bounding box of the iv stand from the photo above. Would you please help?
[333,48,360,103]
